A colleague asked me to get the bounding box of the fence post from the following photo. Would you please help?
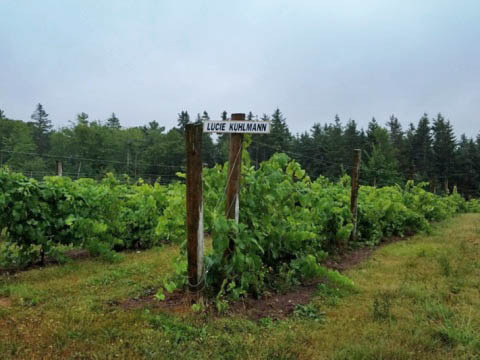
[185,123,204,292]
[350,149,361,242]
[56,160,63,177]
[224,113,245,257]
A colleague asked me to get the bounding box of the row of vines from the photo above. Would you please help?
[1,151,479,298]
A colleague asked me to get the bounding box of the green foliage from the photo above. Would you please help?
[293,303,326,322]
[0,147,477,301]
[198,154,467,298]
[0,168,167,266]
[372,291,395,321]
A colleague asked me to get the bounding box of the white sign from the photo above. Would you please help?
[203,121,271,134]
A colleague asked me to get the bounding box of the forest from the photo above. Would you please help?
[0,104,478,197]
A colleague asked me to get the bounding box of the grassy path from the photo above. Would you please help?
[1,214,479,359]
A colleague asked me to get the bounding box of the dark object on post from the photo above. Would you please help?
[350,149,361,242]
[185,124,204,291]
[224,113,245,256]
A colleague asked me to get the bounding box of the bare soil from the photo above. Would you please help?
[0,297,12,307]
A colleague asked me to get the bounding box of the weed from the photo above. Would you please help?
[258,317,275,327]
[146,313,207,345]
[437,254,451,277]
[191,303,202,313]
[0,284,43,307]
[154,289,165,301]
[432,317,479,349]
[423,299,454,321]
[333,344,412,360]
[372,291,395,321]
[417,249,427,257]
[293,303,325,322]
[87,268,131,286]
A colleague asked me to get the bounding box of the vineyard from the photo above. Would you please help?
[1,150,480,359]
[1,151,479,299]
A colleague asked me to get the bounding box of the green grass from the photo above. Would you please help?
[1,214,480,359]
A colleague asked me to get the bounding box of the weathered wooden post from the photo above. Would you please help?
[56,160,63,177]
[185,123,204,291]
[350,149,361,242]
[224,113,245,257]
[225,114,245,223]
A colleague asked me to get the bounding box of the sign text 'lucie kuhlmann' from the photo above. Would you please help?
[203,121,271,134]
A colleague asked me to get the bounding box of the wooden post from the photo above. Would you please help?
[350,149,361,242]
[224,113,245,256]
[185,123,204,291]
[56,160,63,177]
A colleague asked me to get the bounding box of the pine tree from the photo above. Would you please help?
[309,123,327,178]
[323,115,344,178]
[148,120,160,131]
[454,135,478,198]
[386,114,408,175]
[403,123,417,180]
[363,126,400,186]
[432,113,456,193]
[30,103,52,154]
[366,117,380,153]
[76,112,89,125]
[411,114,434,186]
[386,115,403,149]
[250,114,271,165]
[269,108,291,154]
[177,111,190,132]
[106,112,121,129]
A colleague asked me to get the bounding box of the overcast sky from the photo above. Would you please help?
[1,0,479,136]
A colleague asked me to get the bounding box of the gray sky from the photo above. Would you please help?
[1,0,479,136]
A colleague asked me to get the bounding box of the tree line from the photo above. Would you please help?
[0,104,479,197]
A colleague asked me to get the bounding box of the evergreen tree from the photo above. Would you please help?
[106,112,121,129]
[148,120,160,131]
[386,114,408,175]
[250,114,271,165]
[76,112,89,125]
[386,115,403,149]
[412,114,434,186]
[269,108,291,154]
[366,117,380,152]
[31,103,52,154]
[454,135,478,198]
[403,123,417,180]
[177,111,190,132]
[364,126,400,186]
[322,115,344,178]
[432,113,456,193]
[309,123,328,178]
